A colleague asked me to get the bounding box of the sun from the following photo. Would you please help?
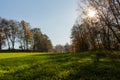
[88,9,96,17]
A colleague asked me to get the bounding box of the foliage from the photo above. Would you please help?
[31,28,53,52]
[71,0,120,52]
[21,20,33,50]
[54,43,72,53]
[0,18,53,51]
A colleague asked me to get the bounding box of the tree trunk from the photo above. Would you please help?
[0,41,2,51]
[12,41,15,50]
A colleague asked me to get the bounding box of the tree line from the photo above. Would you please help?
[71,0,120,52]
[54,43,73,53]
[0,18,53,52]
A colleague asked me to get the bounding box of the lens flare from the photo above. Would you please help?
[88,10,96,17]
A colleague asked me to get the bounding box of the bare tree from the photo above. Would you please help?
[8,20,19,50]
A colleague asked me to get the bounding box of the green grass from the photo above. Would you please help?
[0,52,120,80]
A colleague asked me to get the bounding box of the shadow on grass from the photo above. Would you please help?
[0,52,120,80]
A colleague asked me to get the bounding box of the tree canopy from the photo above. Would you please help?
[0,17,53,52]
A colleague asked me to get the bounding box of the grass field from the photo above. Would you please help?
[0,52,120,80]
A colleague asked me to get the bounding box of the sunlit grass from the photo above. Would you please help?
[0,52,119,80]
[0,52,50,59]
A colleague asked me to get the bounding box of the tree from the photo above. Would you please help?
[21,20,33,50]
[0,29,5,50]
[8,20,19,50]
[31,28,42,51]
[42,34,53,52]
[71,24,89,52]
[88,0,120,43]
[0,18,9,50]
[0,17,52,51]
[71,0,120,52]
[54,45,64,53]
[31,28,53,52]
[64,43,71,53]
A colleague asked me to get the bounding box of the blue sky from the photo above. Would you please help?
[0,0,77,46]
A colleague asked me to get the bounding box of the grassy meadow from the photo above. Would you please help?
[0,52,120,80]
